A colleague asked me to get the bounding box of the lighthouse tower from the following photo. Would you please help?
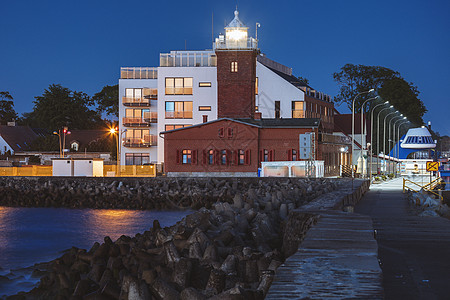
[215,10,259,119]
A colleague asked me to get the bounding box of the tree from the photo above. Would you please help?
[22,84,105,131]
[297,76,310,85]
[332,64,399,112]
[92,84,119,119]
[0,91,18,124]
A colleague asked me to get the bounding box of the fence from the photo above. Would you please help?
[0,165,156,177]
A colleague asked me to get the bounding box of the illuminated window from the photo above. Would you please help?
[199,82,211,87]
[165,101,193,119]
[208,149,214,165]
[198,106,211,111]
[238,150,245,165]
[125,153,150,165]
[231,61,238,72]
[221,150,227,165]
[182,150,192,164]
[125,88,142,99]
[255,77,258,95]
[292,101,304,118]
[165,124,191,131]
[165,77,193,95]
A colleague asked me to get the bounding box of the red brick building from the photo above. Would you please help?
[162,118,349,176]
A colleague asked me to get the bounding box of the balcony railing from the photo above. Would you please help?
[120,67,157,79]
[160,51,217,67]
[214,37,258,50]
[165,111,193,119]
[292,110,305,118]
[123,135,157,148]
[123,113,157,127]
[122,97,150,107]
[164,87,193,95]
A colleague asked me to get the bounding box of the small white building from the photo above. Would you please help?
[52,158,104,177]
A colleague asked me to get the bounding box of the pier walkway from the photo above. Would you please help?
[355,178,450,299]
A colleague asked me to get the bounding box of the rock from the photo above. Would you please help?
[205,269,226,295]
[180,287,206,300]
[151,278,180,300]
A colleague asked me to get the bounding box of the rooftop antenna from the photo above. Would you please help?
[211,12,214,44]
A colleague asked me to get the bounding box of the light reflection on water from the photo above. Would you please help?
[0,206,190,296]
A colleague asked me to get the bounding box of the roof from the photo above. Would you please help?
[0,125,39,152]
[67,130,110,147]
[266,66,311,89]
[334,114,364,135]
[226,10,247,28]
[236,118,321,128]
[161,117,321,135]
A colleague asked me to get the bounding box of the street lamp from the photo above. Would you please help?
[369,101,389,180]
[359,96,379,178]
[383,111,399,174]
[109,127,127,176]
[352,88,374,176]
[388,115,404,174]
[376,105,393,174]
[53,127,71,158]
[392,117,407,176]
[397,121,410,175]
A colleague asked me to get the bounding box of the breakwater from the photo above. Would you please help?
[3,177,356,299]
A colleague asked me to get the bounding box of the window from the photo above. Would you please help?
[165,77,193,95]
[182,150,192,164]
[165,124,191,131]
[288,149,297,161]
[199,82,211,87]
[292,101,304,118]
[124,129,152,147]
[125,153,150,165]
[221,150,227,165]
[275,101,280,119]
[71,142,79,151]
[198,106,211,111]
[231,61,238,72]
[165,101,193,119]
[255,106,258,112]
[227,128,234,138]
[208,149,214,165]
[238,150,245,165]
[202,115,208,123]
[264,149,269,162]
[218,128,224,138]
[125,88,142,99]
[255,77,258,95]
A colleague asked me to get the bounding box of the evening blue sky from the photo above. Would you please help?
[1,0,449,135]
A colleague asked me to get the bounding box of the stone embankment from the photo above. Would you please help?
[4,177,358,299]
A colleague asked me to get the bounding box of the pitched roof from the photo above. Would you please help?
[266,66,311,89]
[0,125,38,152]
[67,130,110,147]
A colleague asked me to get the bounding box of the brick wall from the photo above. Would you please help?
[216,50,258,119]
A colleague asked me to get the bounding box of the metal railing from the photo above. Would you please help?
[160,51,217,67]
[165,111,193,119]
[403,177,444,201]
[164,87,193,95]
[292,110,305,118]
[122,97,151,107]
[123,135,157,147]
[123,113,157,127]
[214,37,258,50]
[120,67,157,79]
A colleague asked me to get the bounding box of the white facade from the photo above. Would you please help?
[0,136,13,154]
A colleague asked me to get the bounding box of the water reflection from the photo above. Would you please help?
[0,206,190,296]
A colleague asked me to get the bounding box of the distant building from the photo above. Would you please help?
[118,9,335,166]
[0,124,39,155]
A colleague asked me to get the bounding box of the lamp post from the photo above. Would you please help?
[110,127,127,176]
[397,121,410,175]
[359,96,379,178]
[376,106,393,174]
[53,127,71,158]
[352,89,374,177]
[369,101,389,180]
[392,117,407,176]
[388,115,404,174]
[383,111,399,174]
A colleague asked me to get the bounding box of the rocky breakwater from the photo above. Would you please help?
[9,178,349,299]
[0,177,340,211]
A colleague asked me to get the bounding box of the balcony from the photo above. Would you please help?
[160,51,217,67]
[121,67,157,79]
[123,135,157,148]
[165,111,193,119]
[123,113,157,127]
[164,87,193,95]
[122,97,150,107]
[292,110,305,118]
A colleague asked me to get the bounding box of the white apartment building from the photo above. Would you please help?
[118,10,334,166]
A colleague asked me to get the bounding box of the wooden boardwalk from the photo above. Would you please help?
[267,179,384,299]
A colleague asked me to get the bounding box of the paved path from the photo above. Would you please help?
[355,178,450,300]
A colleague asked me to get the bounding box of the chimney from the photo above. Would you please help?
[254,112,262,120]
[7,121,16,127]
